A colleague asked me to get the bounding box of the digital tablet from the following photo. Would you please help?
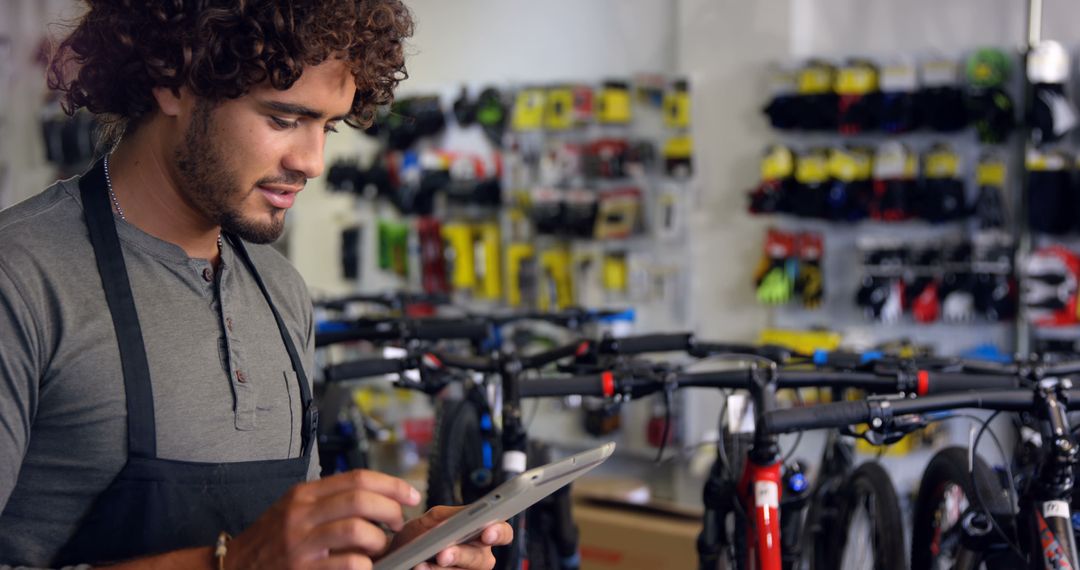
[374,442,616,570]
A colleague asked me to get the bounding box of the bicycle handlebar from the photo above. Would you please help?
[315,318,491,347]
[324,358,407,382]
[762,389,1080,434]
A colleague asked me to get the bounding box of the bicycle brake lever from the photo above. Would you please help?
[840,413,927,446]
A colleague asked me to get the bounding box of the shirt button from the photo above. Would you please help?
[202,268,213,282]
[236,370,246,383]
[226,317,234,332]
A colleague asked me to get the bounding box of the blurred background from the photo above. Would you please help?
[7,1,1080,568]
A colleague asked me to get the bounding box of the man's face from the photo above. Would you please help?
[173,59,356,243]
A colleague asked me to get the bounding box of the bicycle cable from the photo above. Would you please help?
[971,410,1027,564]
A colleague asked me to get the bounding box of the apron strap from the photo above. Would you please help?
[227,236,316,457]
[79,159,157,458]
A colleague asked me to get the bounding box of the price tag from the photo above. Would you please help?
[1044,500,1070,519]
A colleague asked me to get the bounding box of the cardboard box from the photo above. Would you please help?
[574,499,702,570]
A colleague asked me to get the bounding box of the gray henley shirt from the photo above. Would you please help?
[0,176,319,568]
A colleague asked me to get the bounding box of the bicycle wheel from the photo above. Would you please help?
[826,462,906,570]
[426,397,499,509]
[910,446,1012,570]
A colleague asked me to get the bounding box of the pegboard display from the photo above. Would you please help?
[324,75,697,333]
[747,48,1030,357]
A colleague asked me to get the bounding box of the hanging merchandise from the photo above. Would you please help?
[474,87,508,146]
[505,242,537,308]
[583,138,630,179]
[593,187,643,239]
[596,80,633,125]
[441,222,477,290]
[938,242,976,322]
[835,59,881,134]
[825,146,873,221]
[919,59,968,132]
[796,60,839,131]
[655,181,687,240]
[1023,245,1080,327]
[905,247,941,323]
[754,228,796,305]
[452,86,477,127]
[571,86,595,126]
[417,217,449,294]
[563,189,599,238]
[539,247,574,311]
[870,141,918,221]
[748,144,796,215]
[1027,41,1077,146]
[915,143,967,223]
[377,219,410,277]
[972,155,1008,230]
[965,48,1015,145]
[341,226,363,281]
[855,240,906,323]
[1026,149,1073,235]
[474,222,502,300]
[529,187,565,235]
[544,85,575,131]
[790,148,830,219]
[662,79,691,130]
[795,232,824,309]
[879,60,921,133]
[763,67,801,130]
[662,135,693,177]
[511,88,547,131]
[971,235,1016,322]
[382,96,446,151]
[601,253,630,294]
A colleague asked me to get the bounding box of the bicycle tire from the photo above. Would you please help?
[910,446,1013,570]
[426,398,497,510]
[826,461,906,570]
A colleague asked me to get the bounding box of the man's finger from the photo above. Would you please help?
[477,522,513,546]
[307,469,421,505]
[306,518,391,555]
[310,553,374,570]
[310,488,408,531]
[434,544,495,570]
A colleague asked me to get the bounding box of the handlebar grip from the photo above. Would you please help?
[324,358,405,382]
[919,372,1019,395]
[601,333,692,355]
[518,375,607,398]
[762,401,871,434]
[315,327,394,347]
[410,320,491,341]
[432,352,497,372]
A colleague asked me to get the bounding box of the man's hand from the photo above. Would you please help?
[225,469,422,569]
[384,506,513,570]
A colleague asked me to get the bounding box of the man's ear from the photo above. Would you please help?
[151,86,187,118]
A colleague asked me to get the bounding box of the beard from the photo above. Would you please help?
[173,99,288,244]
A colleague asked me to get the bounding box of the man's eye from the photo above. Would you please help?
[324,124,340,134]
[270,116,298,129]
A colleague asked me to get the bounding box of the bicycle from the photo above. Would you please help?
[762,376,1080,569]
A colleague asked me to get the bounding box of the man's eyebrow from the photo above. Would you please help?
[260,100,349,121]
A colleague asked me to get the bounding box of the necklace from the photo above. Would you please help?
[103,154,223,249]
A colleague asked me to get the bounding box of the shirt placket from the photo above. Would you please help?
[211,256,257,431]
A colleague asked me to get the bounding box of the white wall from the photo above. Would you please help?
[290,0,680,295]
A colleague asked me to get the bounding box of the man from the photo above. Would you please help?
[0,1,511,568]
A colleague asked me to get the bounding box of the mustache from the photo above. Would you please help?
[255,172,307,188]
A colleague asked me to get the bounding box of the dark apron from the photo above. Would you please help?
[53,160,317,566]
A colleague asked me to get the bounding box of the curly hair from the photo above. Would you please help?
[48,0,414,144]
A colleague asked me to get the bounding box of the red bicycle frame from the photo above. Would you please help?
[737,458,783,570]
